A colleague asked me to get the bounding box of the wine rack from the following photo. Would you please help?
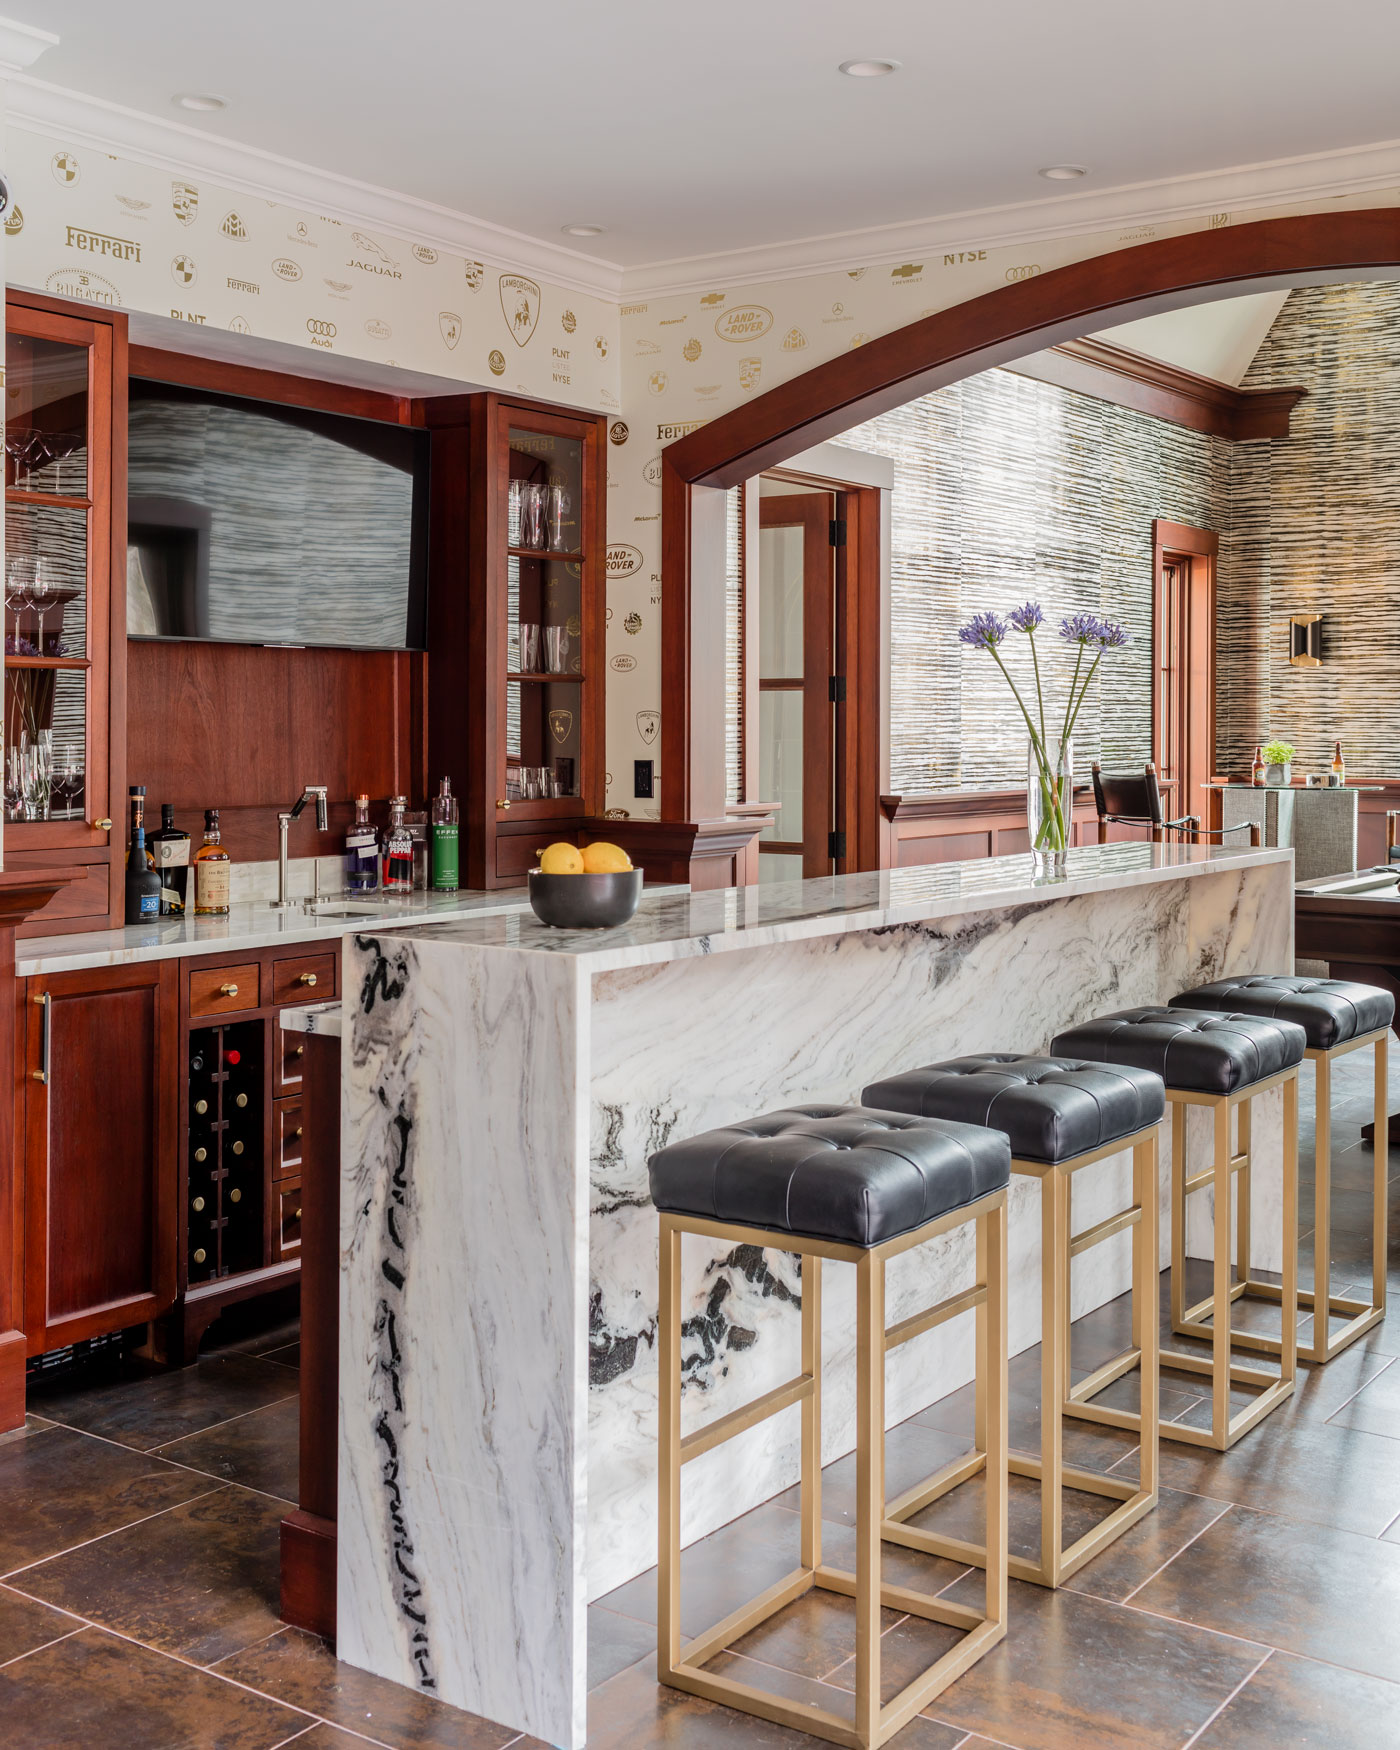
[187,1020,264,1282]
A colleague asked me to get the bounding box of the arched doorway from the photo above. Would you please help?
[659,207,1400,827]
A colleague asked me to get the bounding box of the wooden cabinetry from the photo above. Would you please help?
[425,394,607,888]
[19,961,178,1353]
[6,292,127,932]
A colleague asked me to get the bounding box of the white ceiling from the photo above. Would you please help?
[10,0,1400,276]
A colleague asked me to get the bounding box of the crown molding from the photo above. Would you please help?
[5,74,627,299]
[619,137,1400,299]
[11,71,1400,309]
[0,17,58,77]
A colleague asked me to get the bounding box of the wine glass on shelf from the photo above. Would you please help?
[6,555,38,654]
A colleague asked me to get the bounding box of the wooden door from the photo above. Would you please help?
[1152,520,1218,829]
[23,960,178,1352]
[757,495,836,879]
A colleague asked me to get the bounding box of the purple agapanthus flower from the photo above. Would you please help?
[959,611,1008,650]
[1059,611,1105,645]
[1008,601,1045,633]
[1095,619,1129,648]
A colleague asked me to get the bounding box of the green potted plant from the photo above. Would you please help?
[1262,739,1296,786]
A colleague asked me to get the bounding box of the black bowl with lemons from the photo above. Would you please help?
[528,841,644,929]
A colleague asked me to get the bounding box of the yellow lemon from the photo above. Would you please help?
[538,842,584,875]
[581,841,633,874]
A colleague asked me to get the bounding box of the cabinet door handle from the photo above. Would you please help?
[219,983,239,998]
[496,798,512,810]
[31,991,50,1084]
[94,818,113,832]
[298,971,318,986]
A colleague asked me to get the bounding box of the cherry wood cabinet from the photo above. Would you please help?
[19,960,179,1354]
[6,291,128,932]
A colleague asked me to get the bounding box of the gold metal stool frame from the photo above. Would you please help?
[658,1189,1009,1750]
[1163,1065,1300,1447]
[881,1124,1160,1589]
[1176,1030,1387,1367]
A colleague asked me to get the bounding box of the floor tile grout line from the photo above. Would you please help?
[37,1382,300,1461]
[13,1413,301,1510]
[1118,1500,1236,1605]
[0,1623,87,1671]
[0,1482,229,1582]
[150,1391,305,1456]
[1178,1646,1273,1750]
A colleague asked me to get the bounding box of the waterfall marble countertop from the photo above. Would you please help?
[16,883,682,977]
[370,840,1293,971]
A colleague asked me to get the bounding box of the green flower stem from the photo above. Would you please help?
[1060,642,1086,746]
[1064,649,1105,744]
[1028,628,1049,755]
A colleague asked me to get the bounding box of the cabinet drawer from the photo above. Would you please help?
[271,952,336,1005]
[189,962,260,1018]
[277,1030,306,1095]
[275,1098,303,1181]
[278,1181,303,1259]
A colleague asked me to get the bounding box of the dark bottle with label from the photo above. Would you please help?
[381,795,414,892]
[124,822,161,923]
[124,785,152,870]
[430,776,460,892]
[147,803,191,914]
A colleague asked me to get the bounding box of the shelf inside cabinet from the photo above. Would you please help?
[6,489,92,512]
[5,655,91,670]
[508,670,588,682]
[508,546,585,562]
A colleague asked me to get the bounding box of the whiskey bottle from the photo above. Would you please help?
[1251,744,1266,787]
[148,804,191,915]
[344,793,379,893]
[194,809,232,915]
[381,795,413,892]
[430,776,460,892]
[1332,740,1346,786]
[124,822,160,923]
[124,785,153,869]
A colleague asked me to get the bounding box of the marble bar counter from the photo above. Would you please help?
[339,840,1293,1748]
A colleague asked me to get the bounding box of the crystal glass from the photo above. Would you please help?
[22,731,51,821]
[1028,736,1072,875]
[518,622,541,673]
[542,625,569,673]
[507,479,524,546]
[521,482,546,550]
[546,484,572,552]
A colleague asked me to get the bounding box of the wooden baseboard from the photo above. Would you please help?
[0,1331,27,1434]
[280,1508,337,1640]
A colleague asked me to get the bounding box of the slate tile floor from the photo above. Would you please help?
[1,1050,1399,1747]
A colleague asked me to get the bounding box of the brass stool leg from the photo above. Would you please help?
[1039,1168,1069,1586]
[1374,1031,1390,1323]
[658,1218,682,1683]
[1170,1104,1188,1332]
[981,1199,1009,1638]
[1134,1131,1160,1495]
[1210,1097,1232,1443]
[853,1249,884,1746]
[1236,1097,1253,1289]
[801,1256,823,1574]
[1312,1049,1333,1362]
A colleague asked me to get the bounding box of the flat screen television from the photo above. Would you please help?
[126,378,429,650]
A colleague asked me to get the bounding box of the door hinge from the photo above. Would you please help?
[829,674,847,703]
[828,830,847,861]
[829,518,847,547]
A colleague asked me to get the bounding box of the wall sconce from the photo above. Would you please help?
[1289,614,1322,668]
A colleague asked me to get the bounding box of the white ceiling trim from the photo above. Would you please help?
[5,73,627,298]
[9,72,1400,306]
[0,18,56,76]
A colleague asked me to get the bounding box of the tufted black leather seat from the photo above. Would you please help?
[1168,975,1395,1052]
[648,1104,1010,1248]
[861,1055,1165,1165]
[1050,1006,1306,1094]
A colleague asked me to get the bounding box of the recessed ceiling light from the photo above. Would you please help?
[175,92,226,112]
[839,58,900,77]
[562,222,606,237]
[1038,164,1088,181]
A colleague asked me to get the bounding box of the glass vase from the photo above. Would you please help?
[1028,736,1072,876]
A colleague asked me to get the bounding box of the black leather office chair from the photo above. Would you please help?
[1091,761,1261,848]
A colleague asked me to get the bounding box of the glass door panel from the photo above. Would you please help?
[506,679,583,800]
[508,428,584,554]
[758,690,803,842]
[508,557,584,676]
[5,334,90,497]
[758,522,805,678]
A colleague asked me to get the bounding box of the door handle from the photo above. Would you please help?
[31,991,51,1084]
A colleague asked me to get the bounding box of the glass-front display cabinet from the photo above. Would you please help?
[426,393,605,887]
[5,292,123,899]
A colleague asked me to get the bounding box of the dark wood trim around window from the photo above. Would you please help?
[1007,338,1306,440]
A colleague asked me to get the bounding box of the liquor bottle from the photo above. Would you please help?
[344,793,379,892]
[381,796,414,891]
[1251,744,1265,787]
[124,785,153,869]
[431,777,460,891]
[194,808,232,915]
[148,803,191,915]
[124,821,160,923]
[1332,740,1346,786]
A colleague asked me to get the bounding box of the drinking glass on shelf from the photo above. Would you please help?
[543,625,569,673]
[4,745,24,820]
[521,482,546,550]
[28,562,53,657]
[22,734,51,821]
[508,479,524,546]
[546,485,572,552]
[517,622,541,673]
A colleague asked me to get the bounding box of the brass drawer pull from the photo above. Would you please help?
[496,797,511,810]
[219,982,239,998]
[298,971,318,987]
[292,1045,305,1059]
[293,1126,303,1139]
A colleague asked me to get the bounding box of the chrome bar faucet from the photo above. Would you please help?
[272,784,329,910]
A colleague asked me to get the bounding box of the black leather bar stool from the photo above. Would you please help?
[860,1055,1163,1588]
[1168,976,1394,1364]
[1050,1007,1305,1450]
[649,1104,1011,1750]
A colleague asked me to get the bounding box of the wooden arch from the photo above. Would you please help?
[659,206,1400,825]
